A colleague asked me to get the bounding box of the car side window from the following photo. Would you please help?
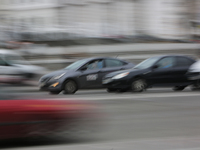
[156,57,175,69]
[86,60,103,70]
[105,59,123,68]
[175,57,194,67]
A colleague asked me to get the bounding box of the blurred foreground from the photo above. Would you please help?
[0,94,105,144]
[1,88,200,149]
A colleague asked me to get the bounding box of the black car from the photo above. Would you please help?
[39,57,135,94]
[102,55,196,92]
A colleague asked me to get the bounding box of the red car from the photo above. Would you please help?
[0,97,103,140]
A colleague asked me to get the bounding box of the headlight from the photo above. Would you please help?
[54,73,65,79]
[112,72,129,79]
[188,68,194,72]
[189,68,199,72]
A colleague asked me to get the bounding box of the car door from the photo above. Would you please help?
[78,59,104,88]
[149,56,176,85]
[172,56,195,84]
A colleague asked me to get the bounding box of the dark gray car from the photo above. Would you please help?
[39,57,135,94]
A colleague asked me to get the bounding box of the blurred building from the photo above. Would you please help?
[58,0,135,38]
[137,0,191,39]
[190,0,200,39]
[0,0,61,42]
[0,0,198,43]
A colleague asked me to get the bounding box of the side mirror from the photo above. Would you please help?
[152,65,159,69]
[80,66,87,71]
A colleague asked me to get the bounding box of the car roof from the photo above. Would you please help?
[82,57,125,61]
[151,54,194,59]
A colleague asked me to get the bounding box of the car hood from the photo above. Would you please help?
[40,69,74,80]
[105,69,134,78]
[104,68,146,78]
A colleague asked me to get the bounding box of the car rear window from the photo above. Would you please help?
[176,57,194,67]
[105,59,123,67]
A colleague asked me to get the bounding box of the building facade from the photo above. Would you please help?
[0,0,197,42]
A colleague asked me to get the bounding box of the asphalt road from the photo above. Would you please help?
[2,86,200,150]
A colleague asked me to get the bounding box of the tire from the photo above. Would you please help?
[131,78,146,92]
[107,88,116,93]
[63,80,77,94]
[49,91,60,95]
[172,86,186,91]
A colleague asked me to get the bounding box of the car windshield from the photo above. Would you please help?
[134,57,160,69]
[65,59,87,70]
[4,54,29,65]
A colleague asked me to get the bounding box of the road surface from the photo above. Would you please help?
[1,86,200,150]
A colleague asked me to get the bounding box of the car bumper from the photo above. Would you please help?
[39,80,63,91]
[102,78,130,89]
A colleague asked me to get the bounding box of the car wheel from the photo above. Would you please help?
[49,91,60,95]
[172,86,186,91]
[107,88,116,93]
[131,78,146,92]
[63,80,77,94]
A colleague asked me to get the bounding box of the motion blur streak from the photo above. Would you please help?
[1,0,200,149]
[0,98,105,140]
[0,0,199,80]
[0,0,198,41]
